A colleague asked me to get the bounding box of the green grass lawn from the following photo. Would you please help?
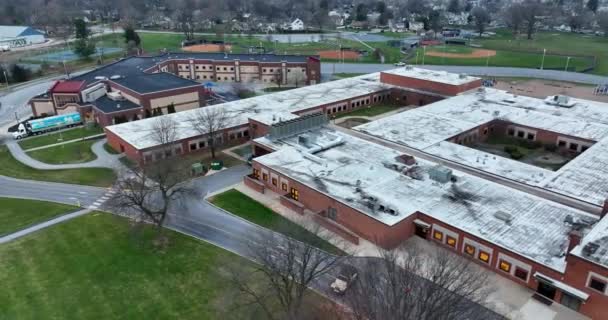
[0,198,78,236]
[408,45,591,71]
[478,29,608,74]
[0,213,281,320]
[0,145,115,187]
[210,189,344,255]
[19,126,105,150]
[334,104,401,119]
[27,140,98,164]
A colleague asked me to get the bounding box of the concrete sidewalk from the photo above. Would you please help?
[0,209,91,244]
[23,133,106,152]
[6,138,125,170]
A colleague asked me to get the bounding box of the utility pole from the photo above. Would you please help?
[540,48,546,70]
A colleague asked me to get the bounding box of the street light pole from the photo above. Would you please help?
[565,57,571,72]
[540,48,546,70]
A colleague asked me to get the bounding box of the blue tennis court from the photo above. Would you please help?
[30,47,123,62]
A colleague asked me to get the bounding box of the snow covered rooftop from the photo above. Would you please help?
[571,216,608,268]
[254,128,598,272]
[382,67,481,86]
[105,73,390,150]
[355,88,608,206]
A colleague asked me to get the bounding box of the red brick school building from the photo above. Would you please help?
[104,66,608,319]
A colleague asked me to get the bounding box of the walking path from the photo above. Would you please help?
[6,138,125,170]
[0,209,91,244]
[23,133,106,152]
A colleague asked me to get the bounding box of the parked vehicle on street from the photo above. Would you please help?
[330,264,358,294]
[12,112,82,139]
[394,62,406,66]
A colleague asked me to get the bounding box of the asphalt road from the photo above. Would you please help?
[322,63,608,85]
[0,175,106,207]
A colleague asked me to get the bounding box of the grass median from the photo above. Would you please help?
[0,212,291,320]
[0,145,115,187]
[0,197,78,236]
[210,189,344,255]
[27,140,98,164]
[18,126,104,150]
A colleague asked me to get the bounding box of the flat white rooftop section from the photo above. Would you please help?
[424,141,552,186]
[355,88,608,206]
[105,73,390,150]
[254,128,598,272]
[571,214,608,268]
[382,67,481,86]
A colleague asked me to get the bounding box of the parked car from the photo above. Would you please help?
[0,45,10,52]
[330,264,358,294]
[394,62,406,66]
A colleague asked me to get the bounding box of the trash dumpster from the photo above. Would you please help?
[210,160,223,170]
[191,163,204,176]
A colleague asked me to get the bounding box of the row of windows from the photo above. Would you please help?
[228,129,249,140]
[188,136,224,152]
[325,93,391,116]
[557,139,590,152]
[178,65,236,72]
[143,146,183,163]
[433,229,530,282]
[257,169,299,201]
[507,128,536,141]
[181,74,236,81]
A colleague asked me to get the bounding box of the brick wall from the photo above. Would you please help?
[380,72,482,96]
[563,254,608,319]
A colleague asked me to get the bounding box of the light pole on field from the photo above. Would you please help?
[3,70,8,89]
[565,57,571,72]
[422,46,426,65]
[540,48,546,70]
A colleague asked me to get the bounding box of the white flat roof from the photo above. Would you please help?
[355,88,608,206]
[254,128,598,272]
[383,67,481,86]
[105,73,390,150]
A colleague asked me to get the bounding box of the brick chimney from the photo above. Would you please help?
[567,229,582,253]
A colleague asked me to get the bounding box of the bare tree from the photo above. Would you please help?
[520,0,545,40]
[111,117,192,241]
[228,222,345,320]
[188,107,231,159]
[503,4,524,36]
[345,244,499,320]
[598,12,608,37]
[471,7,490,37]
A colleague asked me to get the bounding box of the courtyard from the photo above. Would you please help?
[471,134,578,171]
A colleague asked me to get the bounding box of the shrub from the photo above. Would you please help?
[510,150,524,160]
[504,145,518,153]
[544,143,558,152]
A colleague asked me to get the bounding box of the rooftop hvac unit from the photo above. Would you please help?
[582,242,599,256]
[405,65,413,70]
[428,165,452,183]
[459,73,468,79]
[493,211,513,224]
[107,91,125,101]
[395,154,416,165]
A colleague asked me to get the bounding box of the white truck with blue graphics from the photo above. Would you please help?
[12,112,82,139]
